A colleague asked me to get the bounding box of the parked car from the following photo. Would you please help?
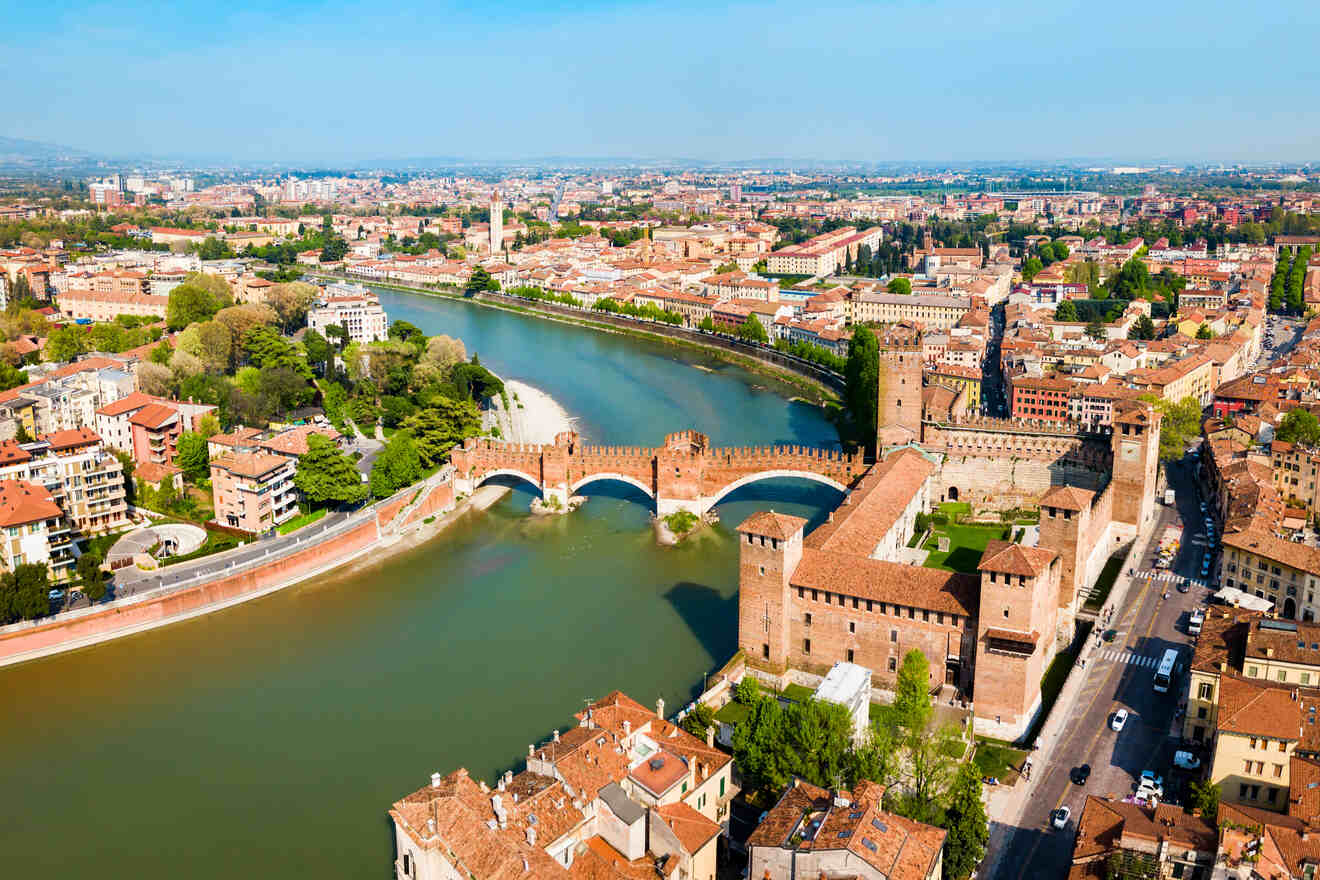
[1052,806,1071,830]
[1111,709,1129,731]
[1070,764,1091,785]
[1177,578,1191,593]
[1174,751,1201,771]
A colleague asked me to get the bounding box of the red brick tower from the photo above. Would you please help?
[876,332,923,451]
[736,511,807,671]
[1111,404,1162,528]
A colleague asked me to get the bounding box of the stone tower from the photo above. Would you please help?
[1110,404,1161,528]
[876,332,923,451]
[973,542,1061,739]
[489,192,503,256]
[736,511,806,671]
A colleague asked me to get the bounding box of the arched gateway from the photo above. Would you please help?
[451,430,865,515]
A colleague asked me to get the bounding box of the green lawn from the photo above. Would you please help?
[973,739,1029,784]
[922,523,1011,573]
[277,509,327,535]
[160,529,242,567]
[714,701,751,725]
[1022,620,1093,747]
[781,683,816,703]
[1083,551,1127,611]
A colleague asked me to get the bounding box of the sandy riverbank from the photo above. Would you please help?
[503,379,578,444]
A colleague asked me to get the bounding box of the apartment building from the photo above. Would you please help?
[389,691,733,880]
[95,393,217,466]
[850,292,973,331]
[0,429,129,536]
[306,283,388,344]
[766,226,882,277]
[747,778,944,880]
[1220,530,1320,621]
[1009,374,1075,422]
[210,452,298,533]
[0,479,74,579]
[1128,353,1217,405]
[55,288,169,321]
[1271,440,1320,517]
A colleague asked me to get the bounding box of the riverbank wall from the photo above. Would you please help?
[306,272,844,401]
[0,470,462,669]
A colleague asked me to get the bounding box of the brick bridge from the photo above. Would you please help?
[450,430,865,515]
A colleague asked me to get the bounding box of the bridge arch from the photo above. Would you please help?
[472,468,543,493]
[570,473,656,499]
[706,469,848,509]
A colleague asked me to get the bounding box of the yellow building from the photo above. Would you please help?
[1221,530,1320,621]
[925,364,982,407]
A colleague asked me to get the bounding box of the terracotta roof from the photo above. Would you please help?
[211,452,290,480]
[1224,528,1320,576]
[0,479,63,527]
[791,549,978,617]
[95,391,161,417]
[1040,485,1094,512]
[653,802,720,854]
[1217,674,1304,740]
[737,510,807,541]
[979,540,1056,577]
[135,461,181,485]
[804,449,934,557]
[41,427,99,451]
[128,403,178,430]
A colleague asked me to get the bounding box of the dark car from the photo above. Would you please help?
[1177,578,1191,593]
[1070,764,1091,785]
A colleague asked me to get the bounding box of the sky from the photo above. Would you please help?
[4,0,1318,165]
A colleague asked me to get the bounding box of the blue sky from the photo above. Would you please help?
[4,0,1318,164]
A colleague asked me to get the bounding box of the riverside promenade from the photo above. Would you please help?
[0,469,458,669]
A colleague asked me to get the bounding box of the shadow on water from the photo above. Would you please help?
[713,479,842,534]
[573,477,657,512]
[663,581,739,674]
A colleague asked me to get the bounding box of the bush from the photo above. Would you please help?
[663,510,699,535]
[914,512,932,533]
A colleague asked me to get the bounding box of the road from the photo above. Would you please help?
[1251,314,1304,370]
[987,457,1213,877]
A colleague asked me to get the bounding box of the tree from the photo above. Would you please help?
[137,361,175,396]
[1108,258,1150,300]
[166,276,232,330]
[679,703,716,738]
[389,320,426,345]
[0,361,27,391]
[242,326,311,379]
[370,431,423,498]
[1187,780,1220,818]
[466,266,497,295]
[1196,324,1214,340]
[265,281,318,330]
[892,649,933,735]
[736,315,768,344]
[258,366,313,416]
[402,399,481,467]
[844,326,879,449]
[942,763,988,880]
[303,328,333,375]
[196,320,233,372]
[1053,299,1078,322]
[887,277,912,295]
[45,326,86,363]
[215,303,278,348]
[196,413,221,438]
[698,316,716,332]
[1021,257,1043,282]
[77,552,107,603]
[1145,395,1202,462]
[0,563,51,623]
[294,434,367,507]
[1277,408,1320,446]
[1086,318,1106,340]
[416,334,467,383]
[1129,314,1157,341]
[176,432,210,482]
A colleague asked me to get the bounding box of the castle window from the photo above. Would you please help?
[922,610,929,622]
[804,613,812,627]
[888,657,896,672]
[867,600,873,612]
[849,621,856,634]
[812,590,818,601]
[771,539,779,550]
[1003,608,1009,618]
[759,566,765,576]
[847,649,854,662]
[763,644,769,659]
[797,588,804,599]
[803,639,811,654]
[852,597,859,610]
[890,629,897,642]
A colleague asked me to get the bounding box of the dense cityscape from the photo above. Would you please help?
[6,2,1320,880]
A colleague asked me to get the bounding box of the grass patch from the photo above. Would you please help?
[1022,620,1093,747]
[937,501,972,520]
[1083,551,1127,611]
[160,529,241,567]
[84,530,129,559]
[714,701,751,725]
[922,523,1011,573]
[973,739,1029,784]
[781,683,816,703]
[277,509,326,535]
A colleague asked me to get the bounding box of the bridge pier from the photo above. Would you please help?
[540,484,571,512]
[656,496,710,518]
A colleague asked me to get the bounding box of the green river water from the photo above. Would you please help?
[0,287,842,878]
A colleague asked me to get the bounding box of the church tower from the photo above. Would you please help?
[489,192,503,256]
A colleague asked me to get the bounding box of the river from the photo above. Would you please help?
[0,287,843,879]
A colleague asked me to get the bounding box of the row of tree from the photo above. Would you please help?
[1270,246,1314,313]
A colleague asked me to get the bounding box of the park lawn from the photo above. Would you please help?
[922,523,1011,573]
[781,683,816,703]
[973,738,1028,785]
[277,508,327,535]
[714,701,751,725]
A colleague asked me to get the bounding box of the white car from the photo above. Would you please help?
[1111,709,1129,731]
[1051,806,1071,830]
[1174,751,1201,771]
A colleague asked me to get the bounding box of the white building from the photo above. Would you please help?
[307,282,389,343]
[490,193,503,256]
[813,661,873,744]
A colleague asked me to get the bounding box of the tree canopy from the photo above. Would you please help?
[844,326,879,450]
[1277,408,1320,446]
[294,434,367,508]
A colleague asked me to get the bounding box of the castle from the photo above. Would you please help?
[737,341,1162,740]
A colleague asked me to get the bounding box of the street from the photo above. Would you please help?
[987,456,1213,878]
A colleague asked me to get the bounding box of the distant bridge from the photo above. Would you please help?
[451,430,865,515]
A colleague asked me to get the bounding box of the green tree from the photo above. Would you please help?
[0,361,27,391]
[844,326,879,449]
[242,326,312,379]
[149,340,173,366]
[736,315,768,344]
[465,266,498,294]
[0,563,50,622]
[1187,780,1220,818]
[1053,299,1078,322]
[402,398,481,467]
[77,552,107,603]
[887,277,912,295]
[294,434,367,507]
[1085,318,1106,340]
[1021,257,1043,282]
[1276,408,1320,446]
[370,431,422,498]
[1144,395,1202,461]
[1196,324,1214,340]
[166,279,230,330]
[892,649,933,735]
[45,326,86,362]
[1129,314,1157,341]
[175,432,210,482]
[942,763,989,880]
[698,316,716,332]
[679,703,716,738]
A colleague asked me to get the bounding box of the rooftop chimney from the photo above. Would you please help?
[431,772,442,788]
[624,720,632,737]
[498,777,506,792]
[553,729,560,743]
[529,744,534,758]
[526,826,537,847]
[656,697,665,719]
[427,818,437,836]
[505,770,513,785]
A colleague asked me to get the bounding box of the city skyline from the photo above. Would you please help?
[5,0,1319,165]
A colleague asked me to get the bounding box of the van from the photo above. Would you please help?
[1189,609,1205,635]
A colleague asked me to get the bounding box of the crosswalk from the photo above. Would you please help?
[1134,570,1209,587]
[1096,650,1162,667]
